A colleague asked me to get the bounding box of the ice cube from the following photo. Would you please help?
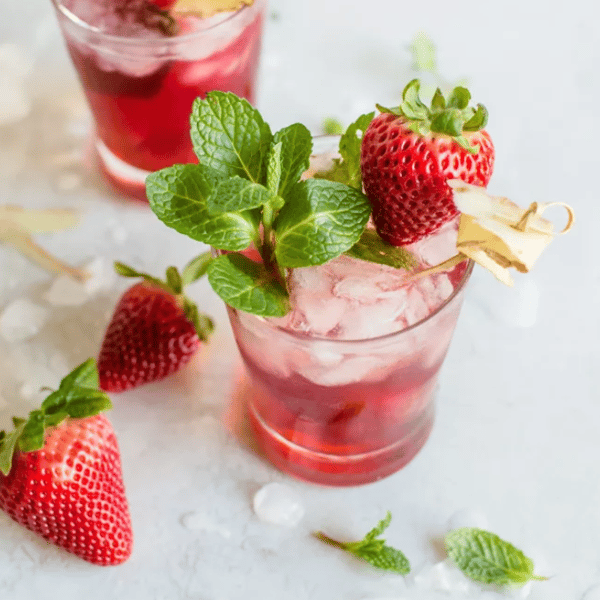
[180,511,232,539]
[411,559,475,594]
[409,217,459,267]
[252,482,304,527]
[0,298,49,342]
[403,286,431,326]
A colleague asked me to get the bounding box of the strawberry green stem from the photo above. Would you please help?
[0,359,111,476]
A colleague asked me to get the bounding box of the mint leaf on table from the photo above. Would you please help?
[207,253,290,317]
[314,512,410,575]
[445,527,549,586]
[274,179,371,268]
[346,229,417,270]
[190,91,272,182]
[146,164,260,251]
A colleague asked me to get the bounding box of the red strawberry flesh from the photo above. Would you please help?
[0,414,132,566]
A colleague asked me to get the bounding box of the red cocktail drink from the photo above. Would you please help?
[51,0,265,199]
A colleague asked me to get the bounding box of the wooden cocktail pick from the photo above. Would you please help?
[417,181,575,285]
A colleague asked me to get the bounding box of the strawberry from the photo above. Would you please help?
[360,79,495,246]
[0,359,133,565]
[98,253,214,392]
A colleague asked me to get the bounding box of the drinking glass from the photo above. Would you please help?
[51,0,265,200]
[226,137,473,486]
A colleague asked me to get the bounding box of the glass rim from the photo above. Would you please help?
[50,0,261,47]
[233,259,474,346]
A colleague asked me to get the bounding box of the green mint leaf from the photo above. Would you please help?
[207,177,279,214]
[364,511,392,541]
[181,252,213,286]
[274,179,371,268]
[0,421,27,476]
[272,123,313,198]
[58,357,99,391]
[190,91,272,183]
[207,253,290,317]
[352,544,411,576]
[346,229,417,270]
[445,527,547,586]
[147,164,259,251]
[266,141,282,194]
[410,31,437,72]
[314,512,410,575]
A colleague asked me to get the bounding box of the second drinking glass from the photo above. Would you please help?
[51,0,266,199]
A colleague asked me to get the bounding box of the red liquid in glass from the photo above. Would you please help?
[64,9,263,197]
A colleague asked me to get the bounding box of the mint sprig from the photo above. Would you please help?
[147,92,373,317]
[445,527,549,586]
[314,512,411,575]
[0,359,112,475]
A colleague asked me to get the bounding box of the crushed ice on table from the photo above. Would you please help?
[180,511,232,539]
[410,558,476,595]
[0,43,33,126]
[0,298,49,343]
[252,482,305,527]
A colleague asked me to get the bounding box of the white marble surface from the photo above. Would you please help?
[0,0,598,598]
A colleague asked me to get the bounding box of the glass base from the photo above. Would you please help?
[95,140,150,202]
[247,400,434,486]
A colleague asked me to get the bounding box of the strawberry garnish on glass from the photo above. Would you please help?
[0,359,133,565]
[360,79,495,246]
[98,253,214,393]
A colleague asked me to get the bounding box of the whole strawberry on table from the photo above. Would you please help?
[0,359,133,566]
[360,79,495,246]
[98,253,214,392]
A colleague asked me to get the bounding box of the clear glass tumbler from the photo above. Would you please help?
[50,0,265,200]
[225,135,473,486]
